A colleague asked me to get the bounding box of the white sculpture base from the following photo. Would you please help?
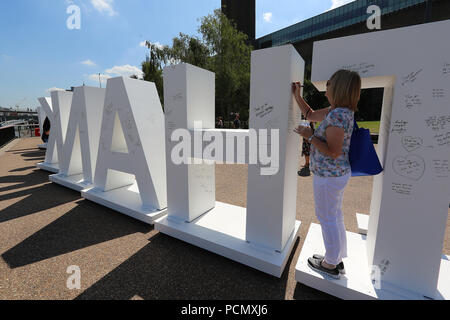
[81,182,167,225]
[36,162,59,173]
[295,224,450,300]
[356,213,369,235]
[50,173,92,192]
[155,201,301,278]
[38,143,47,150]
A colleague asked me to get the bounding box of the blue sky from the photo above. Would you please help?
[0,0,353,110]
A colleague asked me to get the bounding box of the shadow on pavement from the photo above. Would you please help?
[75,235,300,300]
[293,282,337,300]
[0,170,82,224]
[2,199,152,268]
[9,166,39,173]
[24,157,46,162]
[13,150,46,159]
[0,169,49,194]
[6,147,40,153]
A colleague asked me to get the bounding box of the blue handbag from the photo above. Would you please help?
[349,119,383,176]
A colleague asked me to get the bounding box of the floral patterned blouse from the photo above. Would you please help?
[310,107,354,177]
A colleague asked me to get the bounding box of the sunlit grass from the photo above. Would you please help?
[357,121,380,134]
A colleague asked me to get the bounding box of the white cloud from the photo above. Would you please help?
[46,87,65,93]
[105,64,144,78]
[153,42,164,50]
[85,64,144,86]
[81,59,97,67]
[88,73,111,87]
[263,12,273,23]
[91,0,116,16]
[329,0,354,10]
[88,73,111,82]
[140,41,165,50]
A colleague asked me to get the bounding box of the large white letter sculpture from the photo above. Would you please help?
[81,77,167,224]
[49,86,106,191]
[156,45,303,277]
[295,20,450,300]
[163,63,216,222]
[37,91,73,173]
[37,106,47,149]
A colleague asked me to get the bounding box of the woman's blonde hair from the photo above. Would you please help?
[328,69,361,112]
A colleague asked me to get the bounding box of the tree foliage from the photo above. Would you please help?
[170,33,210,69]
[302,63,382,121]
[199,9,252,125]
[141,41,170,105]
[141,9,252,127]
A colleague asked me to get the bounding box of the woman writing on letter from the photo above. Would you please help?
[292,70,361,279]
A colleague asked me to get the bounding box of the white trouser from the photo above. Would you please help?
[313,172,351,266]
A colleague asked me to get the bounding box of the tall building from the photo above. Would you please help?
[221,0,449,121]
[256,0,449,68]
[253,0,450,121]
[221,0,256,44]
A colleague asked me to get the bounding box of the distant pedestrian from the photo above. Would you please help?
[217,117,224,128]
[298,121,315,177]
[42,117,50,143]
[233,114,241,129]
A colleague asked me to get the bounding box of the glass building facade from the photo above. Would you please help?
[256,0,429,48]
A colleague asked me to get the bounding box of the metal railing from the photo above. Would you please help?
[14,124,40,138]
[0,120,28,127]
[0,126,16,148]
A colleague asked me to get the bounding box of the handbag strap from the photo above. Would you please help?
[353,117,359,132]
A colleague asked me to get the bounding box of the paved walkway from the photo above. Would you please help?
[0,137,449,299]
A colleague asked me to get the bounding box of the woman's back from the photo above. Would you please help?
[310,107,354,177]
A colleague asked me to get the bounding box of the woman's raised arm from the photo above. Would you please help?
[292,82,330,122]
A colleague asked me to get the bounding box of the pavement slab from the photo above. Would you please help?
[0,137,448,300]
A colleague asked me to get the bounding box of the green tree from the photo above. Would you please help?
[302,79,329,112]
[199,9,252,126]
[140,9,252,127]
[301,63,329,112]
[169,33,210,69]
[301,63,383,121]
[141,41,169,105]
